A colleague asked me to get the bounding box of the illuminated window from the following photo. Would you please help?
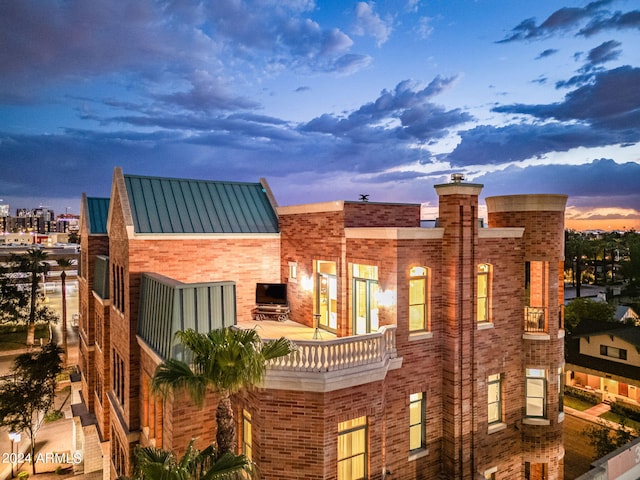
[288,262,297,282]
[488,374,502,425]
[242,410,252,460]
[526,368,546,418]
[409,267,429,332]
[477,264,491,323]
[338,416,367,480]
[353,264,379,334]
[409,392,426,452]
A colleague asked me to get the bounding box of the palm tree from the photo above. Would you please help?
[152,328,295,456]
[128,439,257,480]
[13,248,49,345]
[56,257,74,364]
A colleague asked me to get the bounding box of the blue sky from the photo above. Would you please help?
[1,0,640,229]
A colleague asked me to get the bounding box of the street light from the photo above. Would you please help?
[8,432,21,478]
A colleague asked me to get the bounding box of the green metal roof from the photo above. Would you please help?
[123,174,279,234]
[137,273,237,360]
[86,197,110,234]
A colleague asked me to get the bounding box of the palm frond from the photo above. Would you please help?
[151,359,208,406]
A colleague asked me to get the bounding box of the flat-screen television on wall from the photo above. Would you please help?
[255,283,287,305]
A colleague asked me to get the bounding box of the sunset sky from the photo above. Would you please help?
[1,0,639,231]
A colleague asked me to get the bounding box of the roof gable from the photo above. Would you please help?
[123,174,279,234]
[86,197,110,234]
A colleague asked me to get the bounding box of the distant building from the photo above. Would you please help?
[79,168,567,480]
[566,325,640,404]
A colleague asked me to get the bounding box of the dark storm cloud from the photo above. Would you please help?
[495,66,640,130]
[536,49,558,59]
[302,77,472,141]
[586,40,622,66]
[579,9,640,36]
[446,122,624,167]
[555,41,622,88]
[497,0,613,42]
[476,159,640,211]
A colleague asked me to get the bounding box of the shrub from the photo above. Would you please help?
[610,401,640,422]
[565,385,600,405]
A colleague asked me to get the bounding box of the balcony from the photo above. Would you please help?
[524,306,550,339]
[241,321,401,393]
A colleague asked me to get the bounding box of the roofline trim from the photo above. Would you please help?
[131,232,281,240]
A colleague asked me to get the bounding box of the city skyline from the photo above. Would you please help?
[1,0,640,231]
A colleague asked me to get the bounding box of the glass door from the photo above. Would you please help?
[316,261,337,332]
[353,264,379,334]
[318,273,338,331]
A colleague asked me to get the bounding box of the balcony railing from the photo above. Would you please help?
[524,306,547,333]
[268,325,397,373]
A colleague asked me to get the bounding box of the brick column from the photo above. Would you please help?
[435,180,483,479]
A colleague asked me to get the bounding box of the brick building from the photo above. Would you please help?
[78,167,567,479]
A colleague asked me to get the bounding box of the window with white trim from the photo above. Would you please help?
[526,368,546,418]
[488,374,502,425]
[409,392,426,452]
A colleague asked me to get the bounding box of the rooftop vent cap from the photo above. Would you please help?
[451,173,465,184]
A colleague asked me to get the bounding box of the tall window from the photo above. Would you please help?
[243,410,253,460]
[317,261,338,331]
[338,416,367,480]
[352,264,379,334]
[477,264,491,323]
[526,368,546,418]
[409,267,429,332]
[409,392,426,452]
[487,374,502,425]
[558,368,564,413]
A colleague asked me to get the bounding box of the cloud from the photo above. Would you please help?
[536,49,559,59]
[587,40,622,65]
[0,0,366,104]
[446,122,624,167]
[353,2,393,46]
[579,9,640,36]
[156,70,260,112]
[302,77,471,141]
[495,66,640,131]
[416,17,434,39]
[497,0,613,42]
[474,159,640,212]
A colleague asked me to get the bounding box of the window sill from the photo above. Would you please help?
[522,332,550,341]
[522,417,551,426]
[409,331,433,341]
[408,449,429,462]
[488,422,507,434]
[477,322,494,330]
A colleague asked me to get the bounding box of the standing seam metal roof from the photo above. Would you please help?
[123,174,279,234]
[86,197,110,234]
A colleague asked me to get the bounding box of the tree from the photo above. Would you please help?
[12,248,51,345]
[565,231,592,297]
[152,328,295,456]
[1,252,57,340]
[0,263,28,323]
[0,342,64,475]
[56,257,74,364]
[126,439,257,480]
[582,419,635,460]
[565,297,616,334]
